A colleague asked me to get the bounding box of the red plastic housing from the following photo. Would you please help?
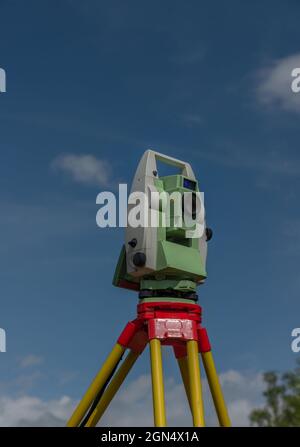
[117,301,212,357]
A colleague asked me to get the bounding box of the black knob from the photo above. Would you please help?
[133,252,146,267]
[128,238,137,248]
[206,227,213,241]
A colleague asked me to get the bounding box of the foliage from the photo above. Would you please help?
[250,360,300,426]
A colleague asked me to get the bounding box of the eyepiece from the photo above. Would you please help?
[133,252,146,267]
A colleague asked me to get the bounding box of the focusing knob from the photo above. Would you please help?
[206,227,213,241]
[133,252,146,267]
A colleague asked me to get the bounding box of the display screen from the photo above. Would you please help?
[183,178,196,190]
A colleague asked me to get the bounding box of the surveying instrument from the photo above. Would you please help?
[67,150,231,427]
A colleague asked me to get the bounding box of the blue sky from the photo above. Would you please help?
[0,0,300,426]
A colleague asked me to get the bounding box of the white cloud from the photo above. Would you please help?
[0,395,75,427]
[182,114,204,127]
[256,53,300,112]
[52,154,111,187]
[170,44,206,65]
[101,368,264,427]
[0,369,263,427]
[197,141,300,182]
[99,368,264,427]
[218,370,264,426]
[20,355,43,368]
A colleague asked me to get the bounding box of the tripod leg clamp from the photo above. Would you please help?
[117,320,147,354]
[198,327,211,353]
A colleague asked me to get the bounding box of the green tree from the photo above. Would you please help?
[250,360,300,426]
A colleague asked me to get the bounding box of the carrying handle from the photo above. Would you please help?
[138,149,196,180]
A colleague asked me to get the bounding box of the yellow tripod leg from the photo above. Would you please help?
[67,343,125,427]
[149,339,166,427]
[186,340,205,427]
[85,350,140,427]
[177,356,192,411]
[201,351,231,427]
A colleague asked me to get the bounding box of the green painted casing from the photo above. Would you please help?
[113,174,207,294]
[153,175,206,281]
[140,279,196,291]
[112,244,138,288]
